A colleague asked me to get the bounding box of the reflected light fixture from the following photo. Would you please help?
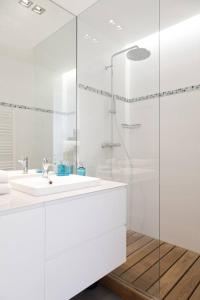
[92,38,99,43]
[32,4,46,14]
[109,19,123,31]
[109,19,116,25]
[84,34,90,39]
[116,25,123,30]
[19,0,33,8]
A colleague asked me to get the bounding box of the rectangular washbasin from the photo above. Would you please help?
[10,175,101,196]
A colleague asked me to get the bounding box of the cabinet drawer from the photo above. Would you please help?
[0,208,45,300]
[45,187,127,258]
[46,226,126,300]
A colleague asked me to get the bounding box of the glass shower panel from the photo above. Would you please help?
[159,1,200,299]
[78,0,160,298]
[111,37,160,299]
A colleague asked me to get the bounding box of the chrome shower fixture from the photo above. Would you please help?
[126,47,151,61]
[105,45,151,70]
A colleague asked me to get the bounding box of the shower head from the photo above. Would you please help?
[126,47,151,61]
[105,45,151,70]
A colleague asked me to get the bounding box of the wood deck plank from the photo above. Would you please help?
[127,230,135,237]
[148,251,199,299]
[189,283,200,300]
[127,236,153,256]
[103,230,200,300]
[127,232,144,247]
[121,243,174,283]
[133,246,186,291]
[113,239,161,276]
[165,257,200,300]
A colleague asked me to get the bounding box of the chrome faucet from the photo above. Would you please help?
[18,156,28,174]
[42,158,53,178]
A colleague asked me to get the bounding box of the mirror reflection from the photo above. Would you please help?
[0,0,77,171]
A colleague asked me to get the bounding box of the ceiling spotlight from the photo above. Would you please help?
[116,25,123,30]
[92,38,99,43]
[19,0,33,8]
[109,19,116,25]
[84,34,90,39]
[32,5,46,15]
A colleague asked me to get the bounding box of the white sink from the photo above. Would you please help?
[10,175,101,196]
[8,169,39,180]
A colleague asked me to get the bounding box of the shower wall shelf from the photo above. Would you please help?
[101,143,121,149]
[121,123,142,129]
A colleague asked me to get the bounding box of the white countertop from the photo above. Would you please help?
[0,180,127,215]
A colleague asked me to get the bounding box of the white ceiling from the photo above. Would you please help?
[0,0,74,50]
[78,0,200,55]
[78,0,200,74]
[53,0,99,15]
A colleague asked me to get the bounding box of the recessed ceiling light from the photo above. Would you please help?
[32,5,46,15]
[116,25,123,30]
[109,19,116,25]
[92,38,99,43]
[84,34,90,39]
[19,0,33,8]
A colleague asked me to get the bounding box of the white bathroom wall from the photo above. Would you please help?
[127,13,200,251]
[34,19,77,165]
[0,45,51,169]
[78,89,110,175]
[159,14,200,252]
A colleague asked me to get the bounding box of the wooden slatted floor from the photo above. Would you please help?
[101,230,200,300]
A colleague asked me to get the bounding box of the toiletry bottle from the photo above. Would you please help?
[57,161,65,176]
[64,161,71,176]
[77,162,86,176]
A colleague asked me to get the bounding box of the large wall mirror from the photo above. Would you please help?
[0,0,77,171]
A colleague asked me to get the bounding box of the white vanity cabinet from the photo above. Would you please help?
[0,182,127,300]
[0,207,45,300]
[45,188,127,300]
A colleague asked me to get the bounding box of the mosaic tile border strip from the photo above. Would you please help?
[0,101,75,116]
[79,83,200,103]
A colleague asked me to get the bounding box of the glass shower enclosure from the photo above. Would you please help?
[78,0,160,298]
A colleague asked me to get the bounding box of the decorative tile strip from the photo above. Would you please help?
[79,83,200,103]
[0,101,75,116]
[78,84,112,98]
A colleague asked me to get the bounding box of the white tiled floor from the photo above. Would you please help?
[72,284,122,300]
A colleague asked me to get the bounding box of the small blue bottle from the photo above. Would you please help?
[56,162,66,176]
[65,164,71,176]
[77,162,86,176]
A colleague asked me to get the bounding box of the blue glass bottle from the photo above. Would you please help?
[56,162,66,176]
[77,162,86,176]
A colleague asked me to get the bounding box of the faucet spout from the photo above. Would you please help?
[18,156,28,174]
[42,158,53,178]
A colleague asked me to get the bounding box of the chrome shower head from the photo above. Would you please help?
[126,47,151,61]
